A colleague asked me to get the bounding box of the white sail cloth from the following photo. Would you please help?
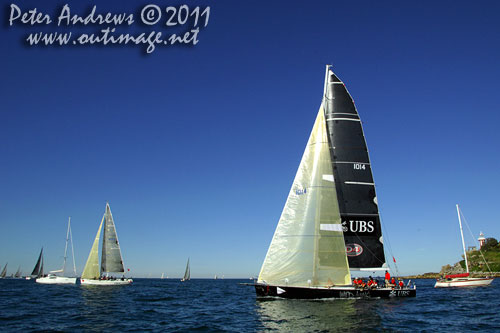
[101,204,125,273]
[81,217,104,279]
[258,106,351,287]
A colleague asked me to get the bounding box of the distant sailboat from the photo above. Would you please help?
[0,263,7,278]
[80,203,132,285]
[36,217,77,284]
[30,248,44,280]
[254,66,416,299]
[161,273,165,279]
[14,266,22,279]
[181,258,190,282]
[434,205,494,288]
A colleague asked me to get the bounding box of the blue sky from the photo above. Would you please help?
[1,0,499,278]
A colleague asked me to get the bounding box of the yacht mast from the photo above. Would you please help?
[456,204,469,274]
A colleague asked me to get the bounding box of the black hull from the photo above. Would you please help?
[255,284,416,299]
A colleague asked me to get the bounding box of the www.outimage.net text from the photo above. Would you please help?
[8,3,210,54]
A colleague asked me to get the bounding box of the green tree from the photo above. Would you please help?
[482,237,498,251]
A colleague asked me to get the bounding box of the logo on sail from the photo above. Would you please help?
[295,186,307,195]
[341,220,375,233]
[345,243,363,257]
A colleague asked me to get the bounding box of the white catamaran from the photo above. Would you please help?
[80,203,132,285]
[254,66,416,298]
[36,217,77,284]
[181,258,190,282]
[434,205,494,288]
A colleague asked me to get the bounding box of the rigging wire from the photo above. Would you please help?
[379,211,400,277]
[459,207,493,274]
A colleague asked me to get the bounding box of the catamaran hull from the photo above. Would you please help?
[434,278,494,288]
[80,278,133,285]
[36,276,77,284]
[255,284,416,299]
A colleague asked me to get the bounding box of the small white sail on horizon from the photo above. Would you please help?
[181,258,190,281]
[0,263,7,278]
[14,266,22,278]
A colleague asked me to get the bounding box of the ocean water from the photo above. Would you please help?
[1,278,499,332]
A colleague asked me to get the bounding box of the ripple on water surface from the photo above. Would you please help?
[0,278,499,331]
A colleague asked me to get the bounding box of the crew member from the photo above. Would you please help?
[384,270,391,287]
[367,276,376,289]
[390,277,396,287]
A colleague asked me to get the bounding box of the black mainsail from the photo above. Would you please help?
[323,69,385,269]
[31,248,44,278]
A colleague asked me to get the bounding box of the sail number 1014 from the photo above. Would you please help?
[353,163,366,170]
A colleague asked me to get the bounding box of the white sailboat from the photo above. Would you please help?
[80,203,132,285]
[181,258,190,282]
[434,205,494,288]
[36,217,77,284]
[254,66,415,298]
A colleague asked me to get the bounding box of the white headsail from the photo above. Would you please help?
[258,105,351,287]
[81,217,104,279]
